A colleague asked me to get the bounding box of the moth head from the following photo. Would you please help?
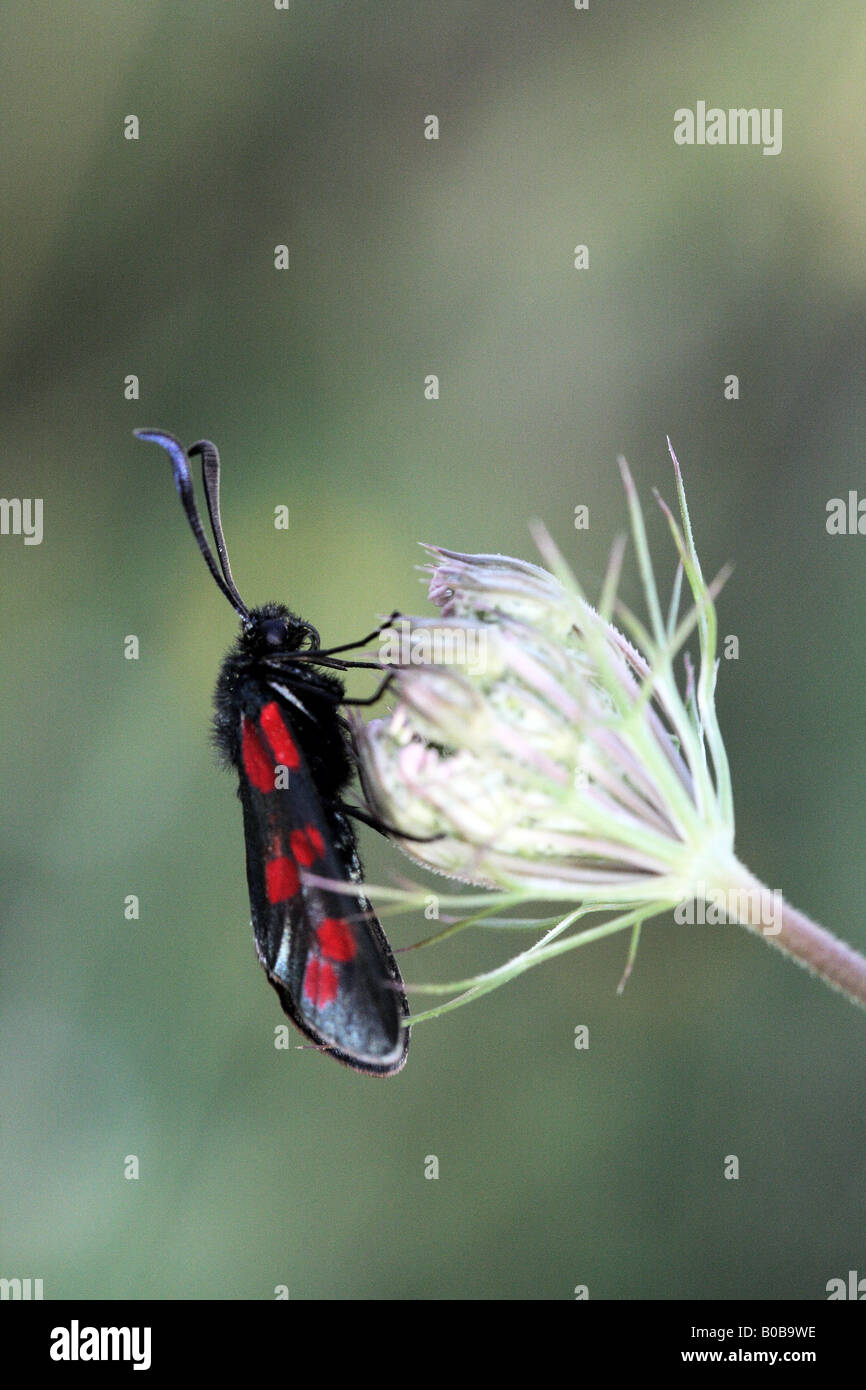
[245,603,320,656]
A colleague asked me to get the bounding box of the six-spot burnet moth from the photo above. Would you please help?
[135,429,409,1076]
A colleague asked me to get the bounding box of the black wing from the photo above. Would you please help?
[236,697,409,1076]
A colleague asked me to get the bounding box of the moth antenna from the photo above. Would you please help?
[188,438,248,614]
[134,429,250,621]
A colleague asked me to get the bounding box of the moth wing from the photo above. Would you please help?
[238,704,409,1075]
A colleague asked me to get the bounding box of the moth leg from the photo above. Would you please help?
[310,611,402,659]
[338,801,445,843]
[342,672,395,707]
[281,654,385,672]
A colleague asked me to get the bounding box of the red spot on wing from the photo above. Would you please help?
[303,957,338,1007]
[317,917,357,962]
[266,856,300,903]
[242,718,274,792]
[260,701,301,770]
[290,825,326,866]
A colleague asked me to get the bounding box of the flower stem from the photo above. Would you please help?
[727,862,866,1010]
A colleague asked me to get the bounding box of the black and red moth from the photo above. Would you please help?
[135,429,409,1075]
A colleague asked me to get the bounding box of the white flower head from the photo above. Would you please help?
[353,444,866,1018]
[358,449,733,912]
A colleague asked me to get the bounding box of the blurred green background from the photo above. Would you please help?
[2,0,865,1300]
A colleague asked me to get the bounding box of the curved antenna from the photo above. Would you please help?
[134,429,249,620]
[187,439,247,614]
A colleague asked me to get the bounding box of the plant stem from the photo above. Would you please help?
[727,861,866,1010]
